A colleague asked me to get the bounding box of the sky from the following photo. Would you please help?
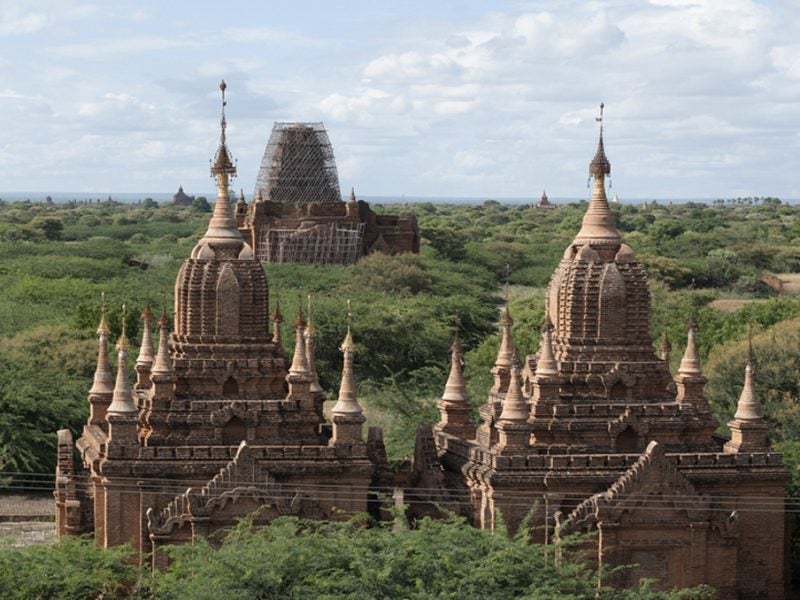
[0,0,798,200]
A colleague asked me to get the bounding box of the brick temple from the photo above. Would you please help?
[55,89,789,596]
[414,106,789,599]
[55,82,389,567]
[235,121,419,264]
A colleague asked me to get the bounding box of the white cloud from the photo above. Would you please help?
[0,7,49,35]
[1,0,799,198]
[222,26,318,47]
[770,45,800,80]
[44,35,200,59]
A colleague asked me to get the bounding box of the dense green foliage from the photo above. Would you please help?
[2,195,800,591]
[1,197,800,470]
[0,515,713,599]
[0,536,136,599]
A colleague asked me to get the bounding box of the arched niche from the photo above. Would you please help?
[216,264,240,338]
[223,376,239,398]
[616,426,639,453]
[609,380,627,402]
[222,416,247,445]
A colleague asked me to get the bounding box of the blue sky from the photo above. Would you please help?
[0,0,798,199]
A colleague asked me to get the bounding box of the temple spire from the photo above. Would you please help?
[442,334,468,405]
[574,102,621,246]
[725,338,769,452]
[660,331,672,362]
[733,360,762,421]
[107,305,137,415]
[495,300,515,368]
[678,322,703,377]
[332,301,362,415]
[305,294,323,394]
[272,299,283,345]
[89,294,114,397]
[437,331,475,438]
[491,298,516,393]
[288,301,309,376]
[135,304,155,388]
[151,305,174,376]
[535,319,558,377]
[499,360,527,422]
[193,80,243,256]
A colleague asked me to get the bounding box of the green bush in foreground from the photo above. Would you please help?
[0,515,714,599]
[153,515,711,600]
[0,536,137,600]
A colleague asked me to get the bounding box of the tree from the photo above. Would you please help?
[30,216,63,240]
[192,197,211,212]
[0,537,137,599]
[152,515,713,599]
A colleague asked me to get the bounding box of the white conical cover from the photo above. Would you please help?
[135,307,155,368]
[499,365,528,422]
[442,337,468,404]
[573,170,621,246]
[305,332,323,393]
[194,183,243,249]
[733,362,763,421]
[535,326,559,378]
[332,341,363,415]
[678,326,703,376]
[494,307,515,369]
[151,317,174,375]
[289,314,309,376]
[89,331,114,396]
[107,346,137,415]
[272,301,283,344]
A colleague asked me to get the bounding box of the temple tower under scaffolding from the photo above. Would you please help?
[241,122,419,264]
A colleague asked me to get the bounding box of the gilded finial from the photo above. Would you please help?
[116,303,130,351]
[97,292,110,335]
[589,102,610,178]
[220,80,227,141]
[211,79,236,178]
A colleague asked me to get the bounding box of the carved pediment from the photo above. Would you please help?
[147,441,322,536]
[564,441,714,531]
[209,402,257,426]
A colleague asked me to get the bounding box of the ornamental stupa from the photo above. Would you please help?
[420,104,788,598]
[55,82,386,566]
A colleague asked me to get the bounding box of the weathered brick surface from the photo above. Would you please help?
[427,131,789,598]
[55,99,384,566]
